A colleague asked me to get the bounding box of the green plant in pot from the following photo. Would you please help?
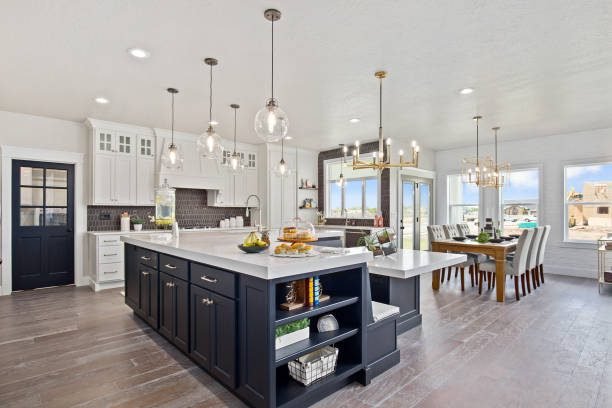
[476,231,490,243]
[131,217,145,231]
[275,318,310,350]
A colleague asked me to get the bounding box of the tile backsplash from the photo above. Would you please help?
[87,188,251,231]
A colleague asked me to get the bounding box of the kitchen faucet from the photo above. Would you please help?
[341,206,349,226]
[245,194,262,231]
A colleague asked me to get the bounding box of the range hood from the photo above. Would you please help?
[155,128,224,190]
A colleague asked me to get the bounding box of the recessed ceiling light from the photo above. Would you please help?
[459,88,474,95]
[285,136,293,140]
[349,118,361,123]
[94,97,109,104]
[208,120,219,126]
[127,48,151,59]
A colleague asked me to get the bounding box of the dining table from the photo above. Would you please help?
[430,238,518,302]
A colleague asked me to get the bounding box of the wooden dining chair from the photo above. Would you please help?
[478,228,534,300]
[535,225,551,284]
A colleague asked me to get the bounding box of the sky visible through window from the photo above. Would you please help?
[566,164,612,194]
[504,169,539,201]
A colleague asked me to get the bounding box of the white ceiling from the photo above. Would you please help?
[1,0,611,151]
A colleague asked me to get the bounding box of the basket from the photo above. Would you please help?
[288,346,338,386]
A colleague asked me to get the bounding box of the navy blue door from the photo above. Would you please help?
[12,160,74,290]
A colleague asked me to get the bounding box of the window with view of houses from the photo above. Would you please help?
[447,174,479,233]
[502,168,540,235]
[565,162,612,241]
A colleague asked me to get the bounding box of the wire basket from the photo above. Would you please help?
[288,346,338,386]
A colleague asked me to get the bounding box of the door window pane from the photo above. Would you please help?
[20,208,43,226]
[46,169,67,187]
[345,180,362,218]
[20,167,44,186]
[20,187,44,206]
[420,183,431,250]
[45,208,67,226]
[46,188,67,206]
[402,182,415,250]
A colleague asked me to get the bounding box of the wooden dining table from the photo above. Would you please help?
[430,239,517,302]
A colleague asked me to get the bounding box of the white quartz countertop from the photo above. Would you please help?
[315,225,386,231]
[120,232,372,280]
[367,249,467,279]
[90,228,343,238]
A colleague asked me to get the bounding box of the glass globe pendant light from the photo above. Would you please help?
[254,9,289,142]
[197,57,224,161]
[161,87,183,170]
[273,136,292,177]
[227,104,244,174]
[336,144,347,187]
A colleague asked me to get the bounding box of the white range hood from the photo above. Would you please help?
[155,128,224,190]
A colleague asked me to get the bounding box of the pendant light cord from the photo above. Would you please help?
[171,92,175,144]
[233,107,237,153]
[494,128,498,166]
[271,18,274,100]
[476,118,479,166]
[209,64,213,123]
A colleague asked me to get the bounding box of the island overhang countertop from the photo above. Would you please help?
[121,232,372,280]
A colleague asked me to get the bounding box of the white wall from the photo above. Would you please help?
[0,110,89,292]
[434,127,612,279]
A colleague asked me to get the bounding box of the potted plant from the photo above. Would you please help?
[275,318,310,350]
[131,217,145,231]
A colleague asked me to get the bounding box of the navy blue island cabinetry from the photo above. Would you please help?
[122,235,376,408]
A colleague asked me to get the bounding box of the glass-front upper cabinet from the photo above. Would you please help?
[138,135,155,158]
[247,152,257,169]
[97,130,114,153]
[116,132,135,155]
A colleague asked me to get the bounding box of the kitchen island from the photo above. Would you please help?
[121,232,372,408]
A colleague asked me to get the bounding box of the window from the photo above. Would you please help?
[325,159,378,218]
[447,174,479,233]
[502,168,539,235]
[565,162,612,241]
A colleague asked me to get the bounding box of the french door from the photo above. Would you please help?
[12,160,75,290]
[400,176,433,250]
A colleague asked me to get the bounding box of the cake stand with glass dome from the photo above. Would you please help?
[279,217,317,243]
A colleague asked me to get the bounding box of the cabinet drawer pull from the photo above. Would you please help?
[103,270,118,274]
[201,298,214,305]
[201,275,218,283]
[165,282,175,287]
[103,253,118,257]
[164,264,177,269]
[141,271,150,276]
[140,256,151,261]
[103,239,117,243]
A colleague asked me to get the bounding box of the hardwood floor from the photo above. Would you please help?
[1,274,611,407]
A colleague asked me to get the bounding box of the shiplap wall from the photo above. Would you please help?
[435,127,612,279]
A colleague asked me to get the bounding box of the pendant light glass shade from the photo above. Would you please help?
[255,99,289,142]
[273,137,292,177]
[255,9,289,143]
[227,104,244,175]
[161,88,183,170]
[197,57,224,161]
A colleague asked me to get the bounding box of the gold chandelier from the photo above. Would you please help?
[462,116,510,188]
[349,71,419,172]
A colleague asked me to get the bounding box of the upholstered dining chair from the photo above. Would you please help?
[428,225,448,281]
[478,228,534,300]
[457,223,472,237]
[440,224,477,289]
[447,224,487,286]
[535,225,551,284]
[526,227,544,290]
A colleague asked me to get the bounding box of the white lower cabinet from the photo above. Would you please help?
[88,233,128,291]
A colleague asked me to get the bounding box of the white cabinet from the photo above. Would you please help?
[93,154,115,204]
[137,135,156,205]
[87,120,154,206]
[208,148,258,207]
[88,233,126,292]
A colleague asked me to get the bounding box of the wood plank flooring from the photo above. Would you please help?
[1,274,611,407]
